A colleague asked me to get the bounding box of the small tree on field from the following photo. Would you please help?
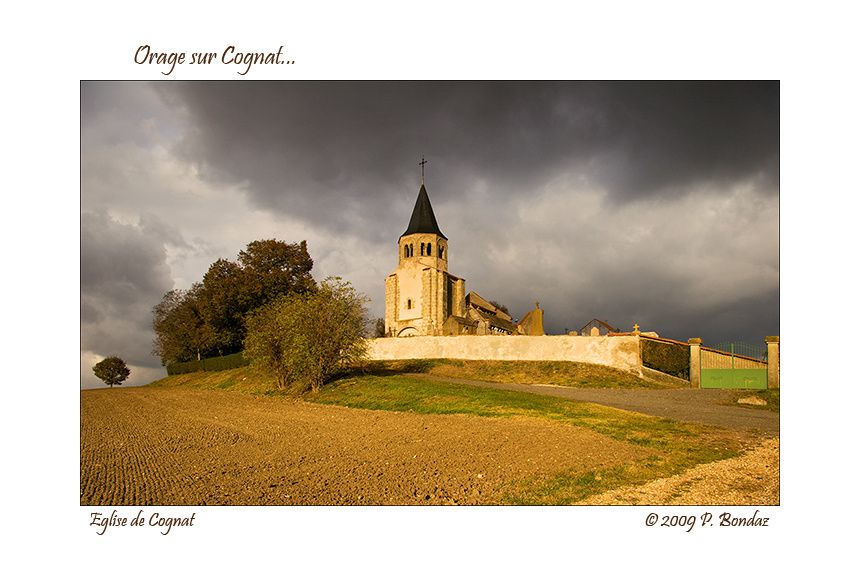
[93,356,131,388]
[244,277,369,393]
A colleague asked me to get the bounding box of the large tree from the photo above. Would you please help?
[198,257,248,355]
[152,284,215,365]
[238,239,316,303]
[244,277,368,392]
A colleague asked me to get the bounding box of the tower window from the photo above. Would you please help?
[427,242,431,256]
[406,299,412,309]
[404,244,409,258]
[409,244,413,257]
[439,245,444,259]
[420,243,425,256]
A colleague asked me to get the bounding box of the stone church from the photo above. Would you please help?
[384,180,544,337]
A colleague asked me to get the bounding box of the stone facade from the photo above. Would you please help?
[517,303,545,336]
[385,247,465,336]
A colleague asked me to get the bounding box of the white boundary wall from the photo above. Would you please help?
[367,335,643,373]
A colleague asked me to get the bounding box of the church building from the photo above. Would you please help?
[385,173,545,338]
[384,182,466,336]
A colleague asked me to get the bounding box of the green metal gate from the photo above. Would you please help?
[701,342,767,389]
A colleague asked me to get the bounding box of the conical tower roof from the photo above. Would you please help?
[401,183,446,239]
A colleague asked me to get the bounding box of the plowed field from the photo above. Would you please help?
[81,386,655,505]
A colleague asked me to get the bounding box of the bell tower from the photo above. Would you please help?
[385,171,465,336]
[397,183,448,272]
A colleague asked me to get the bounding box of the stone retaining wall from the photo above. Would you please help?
[367,335,643,373]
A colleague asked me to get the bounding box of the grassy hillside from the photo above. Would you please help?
[369,359,663,389]
[148,358,660,392]
[147,365,278,394]
[145,360,750,504]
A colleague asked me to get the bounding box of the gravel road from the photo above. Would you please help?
[408,374,779,435]
[580,437,779,505]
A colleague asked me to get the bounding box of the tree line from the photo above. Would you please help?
[153,238,373,393]
[152,239,316,365]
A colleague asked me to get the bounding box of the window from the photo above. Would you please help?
[404,244,409,258]
[406,299,412,309]
[439,245,444,259]
[420,243,425,256]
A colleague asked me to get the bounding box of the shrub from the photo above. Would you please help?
[641,338,690,380]
[244,277,369,393]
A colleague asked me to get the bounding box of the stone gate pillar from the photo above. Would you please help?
[688,338,702,388]
[766,336,780,389]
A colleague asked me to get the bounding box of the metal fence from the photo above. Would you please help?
[701,341,767,389]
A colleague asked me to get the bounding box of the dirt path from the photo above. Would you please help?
[580,438,779,505]
[408,374,780,435]
[81,387,654,506]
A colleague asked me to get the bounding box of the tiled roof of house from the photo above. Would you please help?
[580,318,620,333]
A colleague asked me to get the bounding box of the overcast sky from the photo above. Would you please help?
[81,81,778,387]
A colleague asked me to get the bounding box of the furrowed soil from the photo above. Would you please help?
[81,386,654,505]
[81,382,775,506]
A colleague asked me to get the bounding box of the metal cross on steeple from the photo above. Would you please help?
[419,156,428,183]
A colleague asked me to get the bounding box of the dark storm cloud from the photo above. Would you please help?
[159,81,778,236]
[590,82,779,200]
[81,209,174,368]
